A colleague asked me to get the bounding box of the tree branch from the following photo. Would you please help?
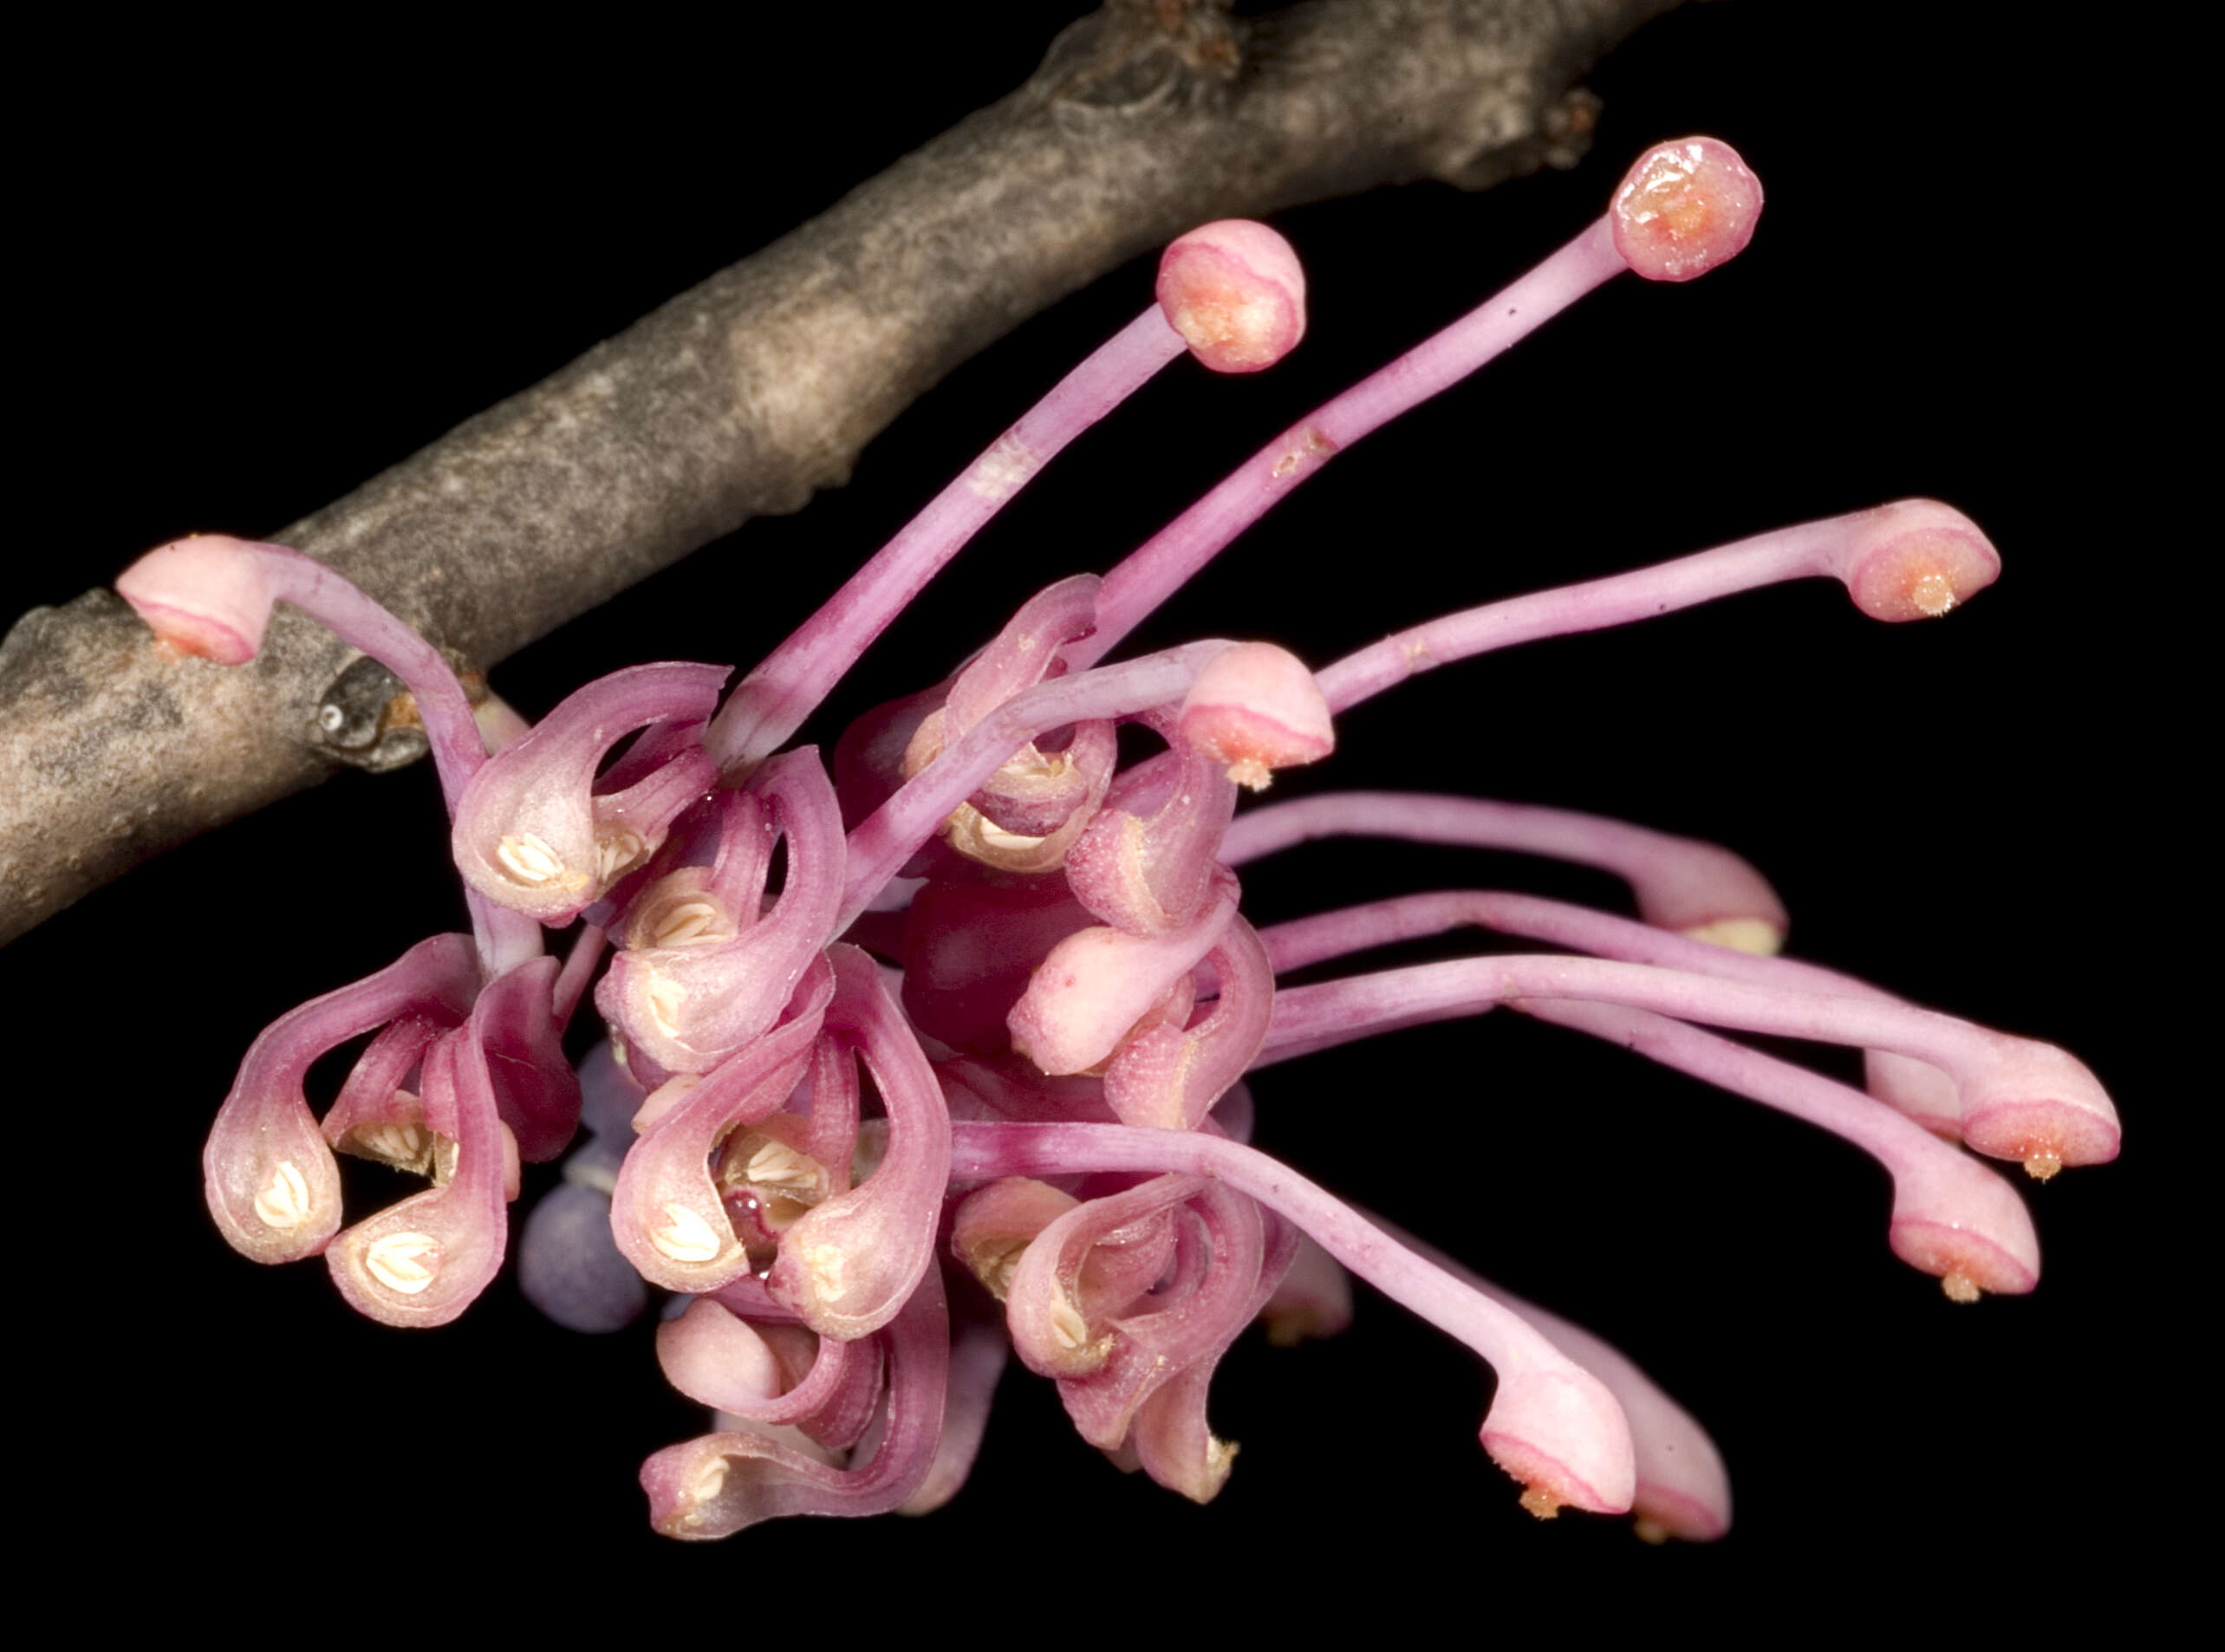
[0,0,1677,944]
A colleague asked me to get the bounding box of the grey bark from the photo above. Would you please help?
[0,0,1678,945]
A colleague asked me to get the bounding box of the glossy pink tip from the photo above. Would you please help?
[1840,500,2001,621]
[1156,219,1307,373]
[1959,1041,2121,1178]
[114,533,275,663]
[1610,137,1763,283]
[1175,642,1333,788]
[1480,1366,1637,1517]
[1886,1148,2041,1297]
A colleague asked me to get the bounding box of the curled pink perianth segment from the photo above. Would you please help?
[641,1265,949,1539]
[1002,1174,1201,1380]
[1007,866,1239,1076]
[1051,1180,1271,1457]
[1610,135,1763,282]
[901,575,1116,871]
[452,662,728,924]
[657,1301,886,1451]
[1103,915,1275,1131]
[323,996,519,1330]
[766,947,955,1341]
[608,961,832,1294]
[1064,742,1238,936]
[840,641,1233,927]
[598,751,845,1082]
[1156,218,1307,372]
[321,1013,446,1174]
[204,933,481,1267]
[950,1176,1082,1301]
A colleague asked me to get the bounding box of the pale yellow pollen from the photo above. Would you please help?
[1909,571,1958,617]
[2022,1145,2064,1181]
[649,1202,723,1264]
[1519,1484,1564,1520]
[362,1231,442,1294]
[1202,1434,1239,1486]
[252,1161,315,1231]
[496,832,565,885]
[1633,1518,1670,1546]
[1940,1271,1982,1304]
[1680,916,1785,956]
[1226,758,1272,791]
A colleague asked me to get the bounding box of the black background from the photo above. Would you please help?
[10,1,2191,1613]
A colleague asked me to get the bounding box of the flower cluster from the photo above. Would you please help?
[121,139,2118,1543]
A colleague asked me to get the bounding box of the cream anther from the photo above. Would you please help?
[252,1161,315,1231]
[693,1458,729,1504]
[362,1231,443,1294]
[745,1141,821,1195]
[652,900,725,946]
[972,1239,1027,1300]
[1048,1295,1090,1350]
[646,975,687,1037]
[345,1120,433,1174]
[650,1202,723,1264]
[596,829,647,886]
[496,833,566,885]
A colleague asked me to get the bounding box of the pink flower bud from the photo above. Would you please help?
[1156,219,1306,372]
[1610,137,1763,283]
